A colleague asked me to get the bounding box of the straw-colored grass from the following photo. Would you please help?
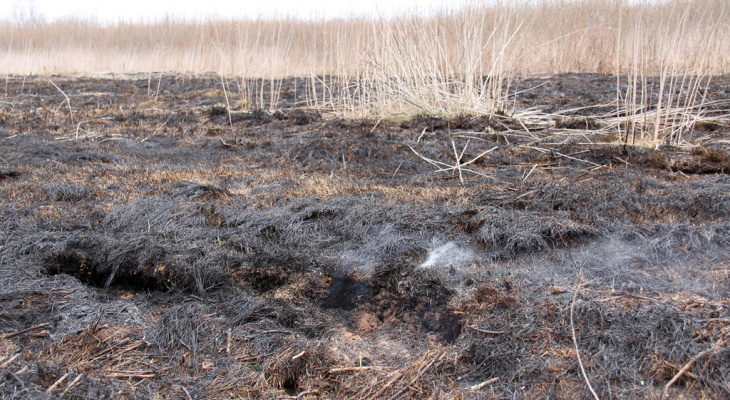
[1,0,728,142]
[3,1,727,77]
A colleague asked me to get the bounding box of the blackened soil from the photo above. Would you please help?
[0,74,728,399]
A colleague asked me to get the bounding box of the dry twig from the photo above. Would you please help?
[48,79,73,118]
[1,353,20,367]
[61,374,84,397]
[46,372,69,393]
[469,377,500,390]
[328,366,381,374]
[662,348,715,398]
[2,323,49,339]
[466,325,505,335]
[555,217,601,400]
[408,142,497,182]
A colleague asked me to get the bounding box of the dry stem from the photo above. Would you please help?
[662,348,715,398]
[555,217,601,400]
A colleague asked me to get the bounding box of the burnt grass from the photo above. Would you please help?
[0,73,729,399]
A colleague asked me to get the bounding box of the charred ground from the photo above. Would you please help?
[0,74,729,399]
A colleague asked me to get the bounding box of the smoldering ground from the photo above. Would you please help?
[0,74,728,399]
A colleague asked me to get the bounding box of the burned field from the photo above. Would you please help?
[0,74,729,399]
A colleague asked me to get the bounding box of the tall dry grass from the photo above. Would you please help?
[3,1,727,77]
[1,0,728,140]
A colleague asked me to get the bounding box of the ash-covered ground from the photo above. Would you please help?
[0,74,729,399]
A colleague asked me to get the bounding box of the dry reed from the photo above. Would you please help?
[3,1,727,76]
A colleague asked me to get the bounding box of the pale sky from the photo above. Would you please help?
[2,0,475,22]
